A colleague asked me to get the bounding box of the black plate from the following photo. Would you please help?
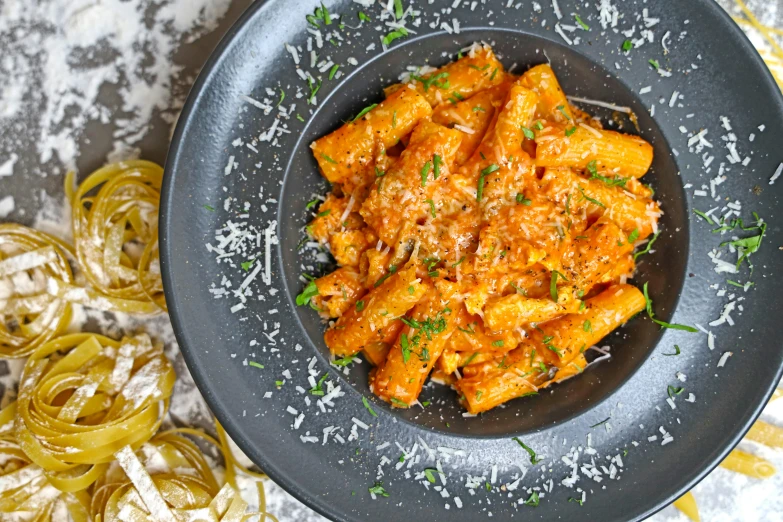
[160,1,783,520]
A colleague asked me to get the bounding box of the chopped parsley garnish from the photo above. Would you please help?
[569,497,584,506]
[358,11,371,22]
[328,64,340,80]
[512,437,542,464]
[663,345,681,356]
[309,373,329,396]
[401,333,411,363]
[332,355,356,367]
[556,104,571,120]
[642,282,698,332]
[424,468,439,483]
[477,164,499,201]
[521,126,535,139]
[649,59,660,70]
[565,126,577,137]
[353,103,378,121]
[382,27,408,46]
[408,285,415,295]
[628,228,640,243]
[667,385,684,399]
[583,320,592,333]
[591,417,610,428]
[550,270,568,302]
[468,64,491,71]
[448,91,465,104]
[577,186,605,208]
[275,380,284,387]
[276,88,285,107]
[720,217,766,270]
[425,199,436,218]
[574,14,590,30]
[320,153,337,164]
[305,198,320,210]
[420,160,432,187]
[476,390,484,401]
[516,193,532,205]
[248,361,264,369]
[374,264,398,287]
[727,279,753,288]
[433,154,442,179]
[693,209,714,225]
[473,106,486,112]
[362,396,378,417]
[421,400,431,407]
[317,209,331,217]
[534,120,544,130]
[490,67,499,80]
[394,0,404,19]
[356,300,365,311]
[459,324,476,336]
[510,281,527,295]
[296,279,319,306]
[525,491,540,506]
[491,340,504,347]
[587,160,628,187]
[203,204,215,212]
[633,230,660,261]
[451,256,466,267]
[463,352,478,365]
[296,114,305,122]
[241,259,255,271]
[307,77,322,104]
[368,482,389,497]
[622,39,633,52]
[390,398,408,408]
[411,72,449,91]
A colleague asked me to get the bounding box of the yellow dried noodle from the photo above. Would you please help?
[91,426,278,521]
[14,332,175,493]
[65,160,166,314]
[0,402,91,521]
[0,223,75,358]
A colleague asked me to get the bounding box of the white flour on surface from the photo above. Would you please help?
[0,0,232,171]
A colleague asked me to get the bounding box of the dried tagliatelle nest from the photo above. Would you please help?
[13,333,176,492]
[66,160,166,313]
[0,224,76,358]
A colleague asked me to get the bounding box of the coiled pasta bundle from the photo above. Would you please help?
[66,160,166,313]
[0,403,91,521]
[92,426,278,521]
[0,223,74,358]
[14,333,175,492]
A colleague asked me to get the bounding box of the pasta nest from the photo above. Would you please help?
[0,223,75,358]
[13,333,175,492]
[91,427,278,522]
[66,160,166,314]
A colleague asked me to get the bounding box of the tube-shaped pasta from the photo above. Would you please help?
[325,265,431,357]
[529,284,646,365]
[311,87,432,186]
[372,281,460,407]
[534,124,654,179]
[673,491,700,522]
[432,82,511,165]
[720,449,776,478]
[519,64,573,123]
[360,122,462,246]
[312,267,366,318]
[484,294,574,331]
[386,45,507,107]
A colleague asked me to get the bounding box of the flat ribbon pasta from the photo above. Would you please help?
[91,427,278,521]
[0,402,91,521]
[14,333,175,492]
[0,223,75,359]
[66,160,166,313]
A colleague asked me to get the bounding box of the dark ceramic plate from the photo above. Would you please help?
[160,1,783,520]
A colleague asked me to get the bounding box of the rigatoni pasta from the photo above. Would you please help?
[301,44,660,413]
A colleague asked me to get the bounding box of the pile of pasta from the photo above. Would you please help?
[0,161,275,520]
[304,44,659,413]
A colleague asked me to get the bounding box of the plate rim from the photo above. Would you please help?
[159,1,783,520]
